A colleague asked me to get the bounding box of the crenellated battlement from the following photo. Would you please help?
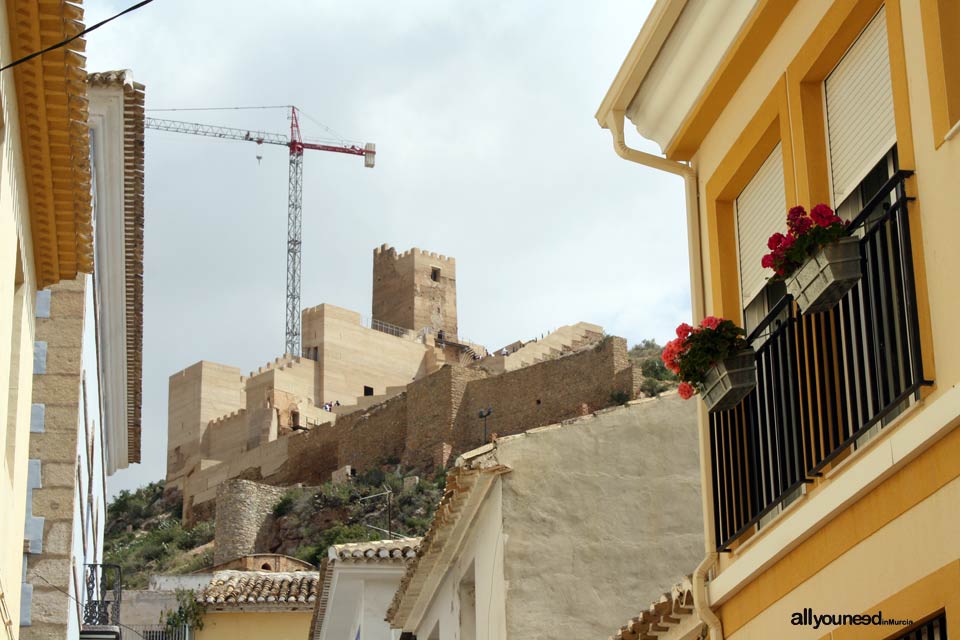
[249,354,303,378]
[207,408,248,428]
[374,244,455,265]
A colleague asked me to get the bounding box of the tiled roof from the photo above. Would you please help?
[330,538,420,563]
[387,465,509,627]
[198,571,319,608]
[608,576,700,640]
[87,70,145,465]
[310,538,421,640]
[8,0,93,287]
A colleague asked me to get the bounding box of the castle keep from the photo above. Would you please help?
[166,245,638,523]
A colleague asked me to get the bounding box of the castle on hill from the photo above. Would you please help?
[165,245,635,523]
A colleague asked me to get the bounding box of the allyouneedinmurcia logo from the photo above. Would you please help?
[791,609,913,629]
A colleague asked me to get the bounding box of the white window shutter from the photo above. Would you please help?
[736,142,786,307]
[825,7,896,204]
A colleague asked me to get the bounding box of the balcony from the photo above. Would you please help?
[709,170,931,551]
[80,564,122,640]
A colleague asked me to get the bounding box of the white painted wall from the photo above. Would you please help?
[413,484,506,640]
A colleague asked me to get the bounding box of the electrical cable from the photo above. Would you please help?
[298,109,358,146]
[0,0,157,74]
[146,105,292,112]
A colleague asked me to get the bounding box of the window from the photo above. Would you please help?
[459,564,476,640]
[363,386,374,397]
[431,267,441,282]
[893,613,947,640]
[825,7,895,204]
[735,142,786,332]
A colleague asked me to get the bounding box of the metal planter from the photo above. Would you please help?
[786,236,862,314]
[702,348,757,413]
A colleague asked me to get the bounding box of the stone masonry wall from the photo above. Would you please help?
[213,479,286,565]
[450,336,632,455]
[184,336,635,522]
[23,278,85,640]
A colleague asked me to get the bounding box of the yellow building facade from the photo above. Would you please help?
[0,0,93,637]
[600,1,960,638]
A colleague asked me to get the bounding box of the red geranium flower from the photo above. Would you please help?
[678,382,695,399]
[810,203,837,227]
[701,316,722,330]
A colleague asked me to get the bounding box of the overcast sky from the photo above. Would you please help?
[84,0,691,497]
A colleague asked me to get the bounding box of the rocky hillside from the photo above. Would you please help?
[105,467,444,588]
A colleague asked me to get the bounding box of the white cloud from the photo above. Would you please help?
[85,0,692,496]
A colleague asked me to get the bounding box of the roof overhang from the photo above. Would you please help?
[87,70,145,471]
[597,0,796,160]
[386,465,510,630]
[311,539,420,640]
[6,0,93,287]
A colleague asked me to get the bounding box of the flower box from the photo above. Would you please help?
[785,236,861,314]
[701,349,757,413]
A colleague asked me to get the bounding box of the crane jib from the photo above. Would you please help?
[143,113,375,355]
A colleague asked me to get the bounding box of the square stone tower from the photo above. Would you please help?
[372,244,458,339]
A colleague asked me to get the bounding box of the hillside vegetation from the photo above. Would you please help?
[104,468,444,588]
[629,339,678,396]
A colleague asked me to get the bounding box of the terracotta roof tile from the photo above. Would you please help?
[86,69,145,464]
[330,538,420,563]
[310,538,421,640]
[198,571,319,607]
[608,576,700,640]
[387,465,509,627]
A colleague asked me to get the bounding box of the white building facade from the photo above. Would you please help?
[19,70,145,640]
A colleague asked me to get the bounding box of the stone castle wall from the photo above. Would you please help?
[182,336,635,523]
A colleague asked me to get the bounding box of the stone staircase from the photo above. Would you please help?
[476,322,604,373]
[330,385,408,417]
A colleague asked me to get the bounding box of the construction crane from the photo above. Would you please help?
[145,106,375,355]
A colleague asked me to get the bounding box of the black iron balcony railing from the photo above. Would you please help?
[82,564,122,628]
[710,170,932,551]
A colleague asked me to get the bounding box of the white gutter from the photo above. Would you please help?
[604,109,705,321]
[693,552,724,640]
[945,118,960,142]
[606,110,718,639]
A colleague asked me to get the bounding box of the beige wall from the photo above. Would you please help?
[166,361,245,489]
[646,0,960,636]
[303,303,431,406]
[0,0,40,628]
[196,611,313,640]
[494,394,703,639]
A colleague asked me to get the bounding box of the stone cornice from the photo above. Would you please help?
[7,0,93,288]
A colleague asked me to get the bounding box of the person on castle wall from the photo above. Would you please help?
[334,400,340,407]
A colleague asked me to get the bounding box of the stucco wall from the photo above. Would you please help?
[414,482,506,640]
[196,611,313,640]
[493,393,703,639]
